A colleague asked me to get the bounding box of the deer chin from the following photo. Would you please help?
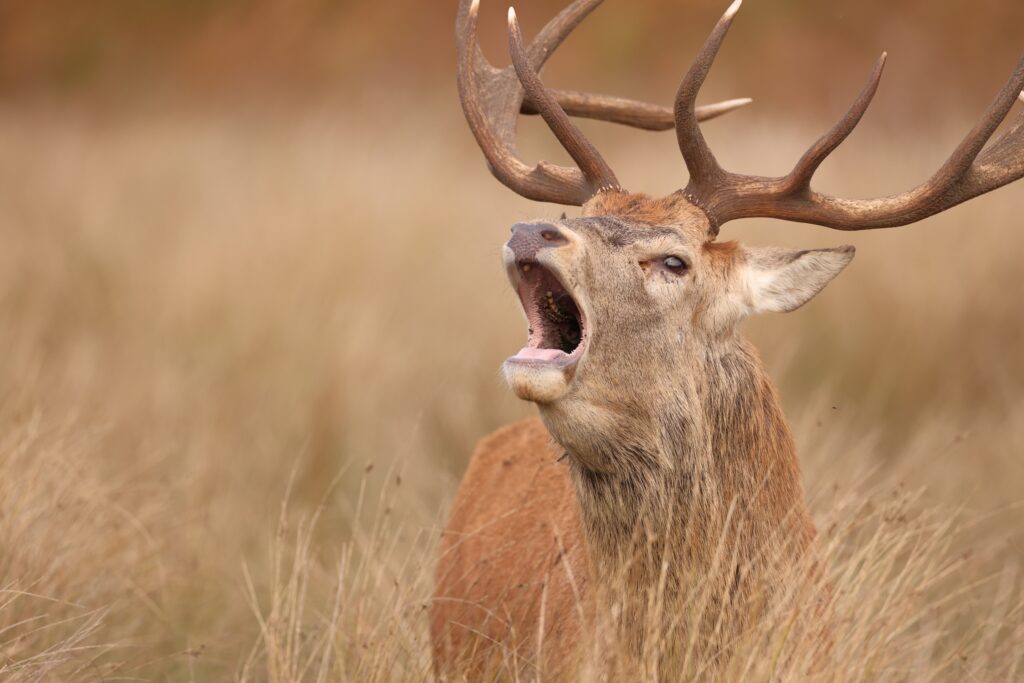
[503,262,588,404]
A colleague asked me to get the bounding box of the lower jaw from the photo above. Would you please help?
[502,357,575,404]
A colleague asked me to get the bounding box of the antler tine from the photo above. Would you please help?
[980,91,1024,164]
[523,93,753,131]
[905,65,1024,219]
[508,7,621,195]
[908,57,1024,205]
[675,0,743,191]
[963,90,1024,193]
[693,97,755,124]
[784,53,887,192]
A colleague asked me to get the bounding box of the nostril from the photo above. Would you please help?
[508,222,568,261]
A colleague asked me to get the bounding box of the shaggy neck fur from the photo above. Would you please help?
[548,335,814,648]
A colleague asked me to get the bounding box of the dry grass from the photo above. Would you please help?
[0,97,1022,680]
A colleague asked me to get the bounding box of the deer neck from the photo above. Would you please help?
[542,336,812,591]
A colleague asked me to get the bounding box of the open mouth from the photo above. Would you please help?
[509,262,587,367]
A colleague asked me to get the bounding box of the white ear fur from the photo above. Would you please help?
[741,245,855,314]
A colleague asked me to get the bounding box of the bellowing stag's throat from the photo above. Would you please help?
[560,341,812,605]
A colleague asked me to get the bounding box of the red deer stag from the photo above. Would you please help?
[432,0,1024,677]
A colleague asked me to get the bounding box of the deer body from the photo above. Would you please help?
[432,364,817,675]
[433,0,1024,677]
[431,196,825,677]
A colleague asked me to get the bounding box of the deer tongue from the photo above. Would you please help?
[512,347,564,362]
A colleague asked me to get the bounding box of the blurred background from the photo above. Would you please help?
[1,0,1022,680]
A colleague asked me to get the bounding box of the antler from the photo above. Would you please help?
[507,7,622,195]
[676,0,1024,233]
[457,0,751,205]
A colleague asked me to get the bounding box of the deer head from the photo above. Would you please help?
[458,0,1024,473]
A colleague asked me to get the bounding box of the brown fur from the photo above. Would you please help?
[583,190,708,238]
[431,193,850,678]
[431,418,590,678]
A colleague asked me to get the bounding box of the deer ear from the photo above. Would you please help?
[741,245,855,314]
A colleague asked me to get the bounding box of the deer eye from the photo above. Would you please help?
[663,256,689,273]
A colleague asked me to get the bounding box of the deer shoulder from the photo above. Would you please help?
[431,417,590,677]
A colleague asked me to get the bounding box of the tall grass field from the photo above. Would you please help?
[0,97,1022,680]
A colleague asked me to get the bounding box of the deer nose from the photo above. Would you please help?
[507,223,569,262]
